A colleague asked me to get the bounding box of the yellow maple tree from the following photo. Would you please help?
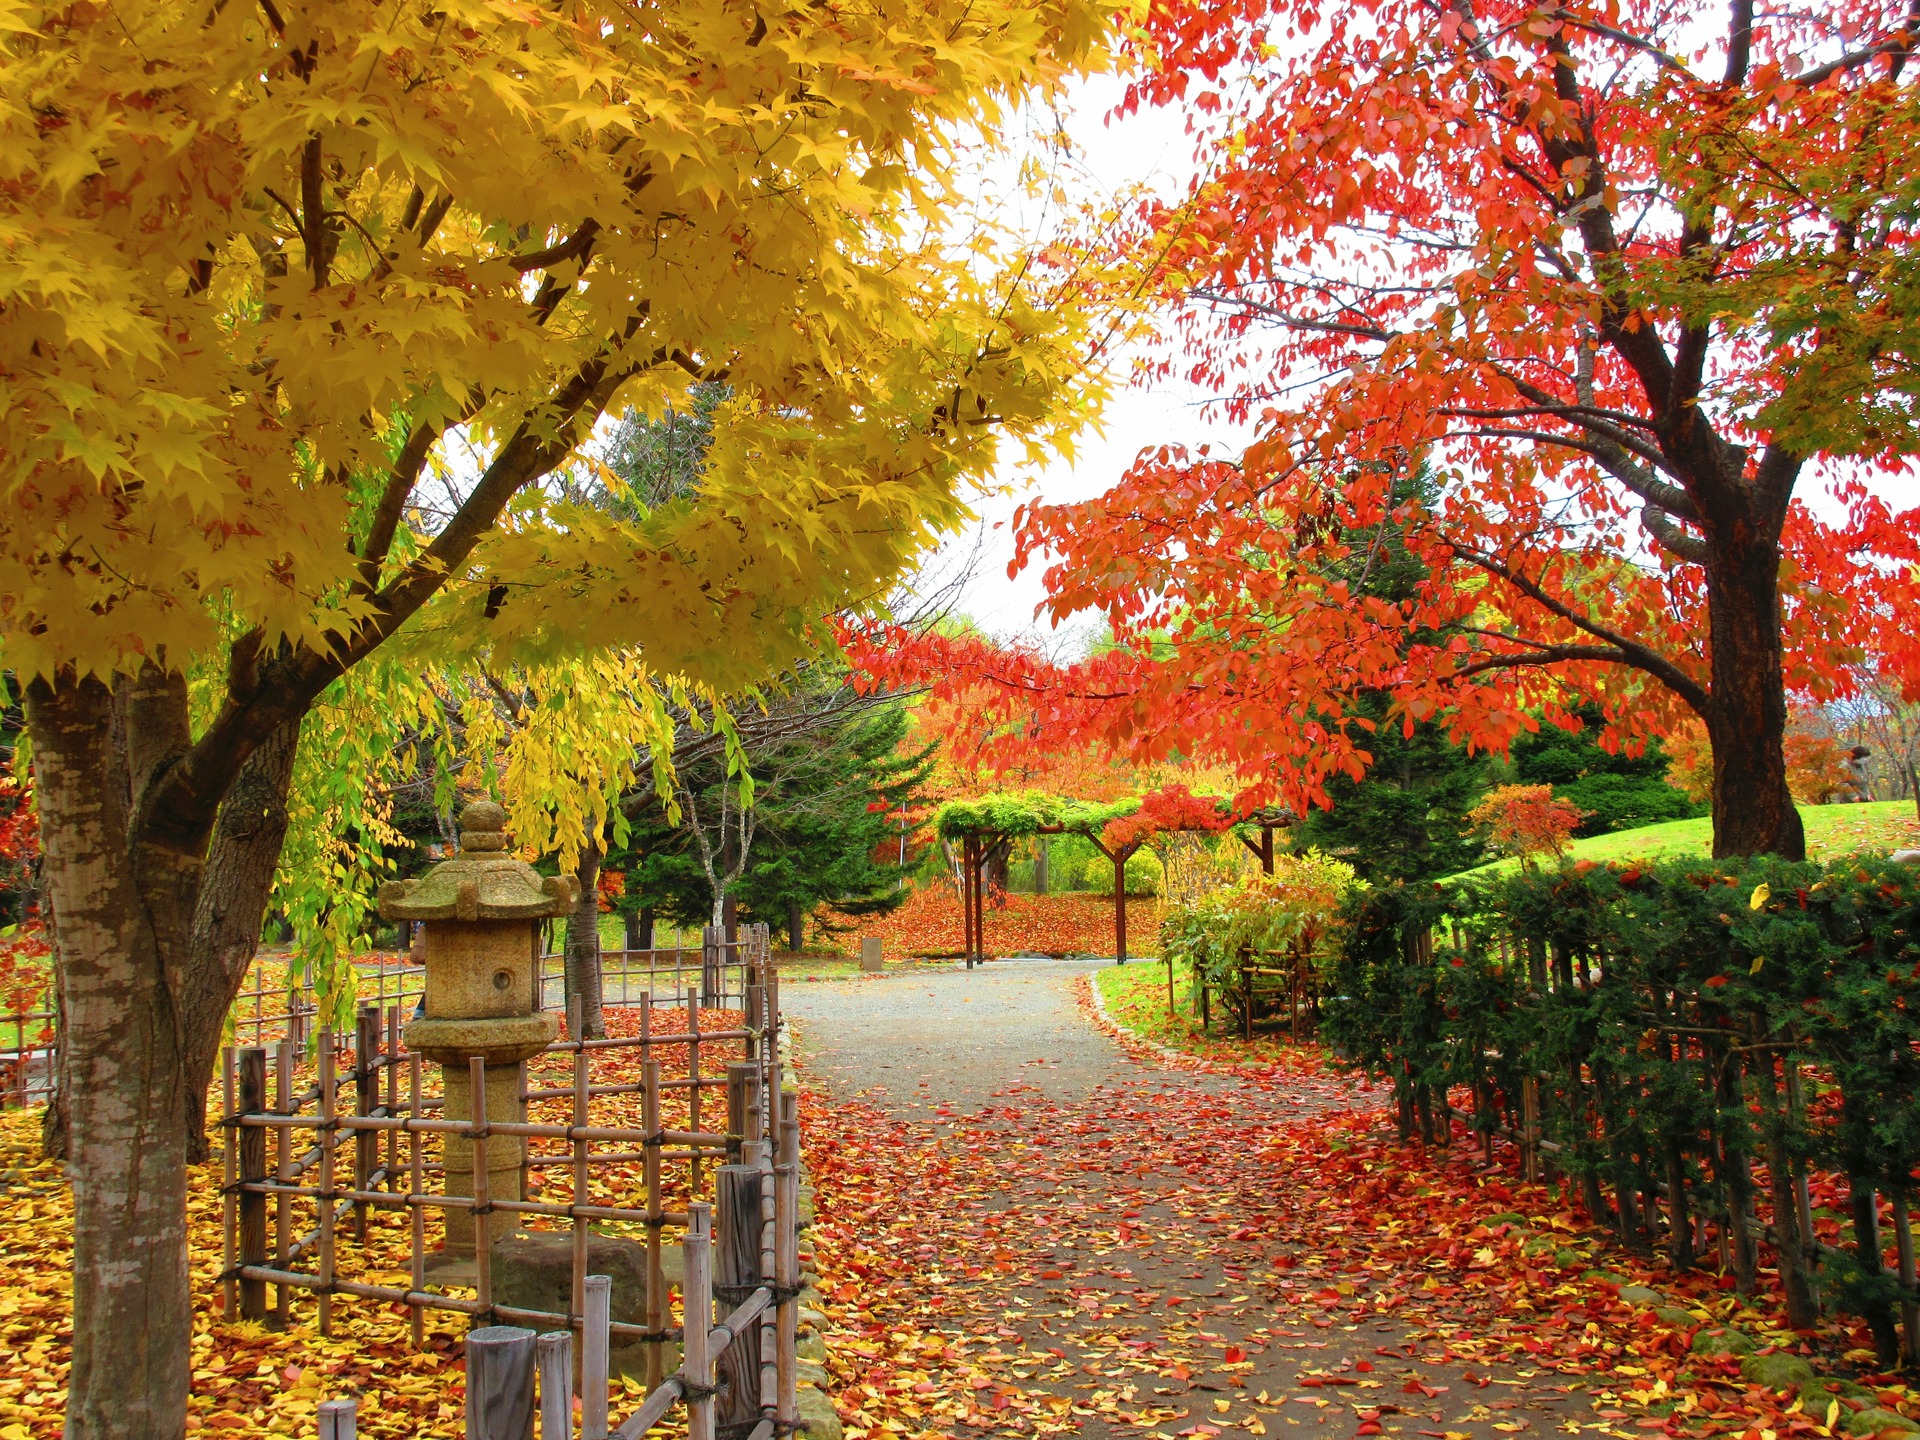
[0,0,1121,1432]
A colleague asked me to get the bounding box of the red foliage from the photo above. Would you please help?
[850,0,1920,854]
[1100,783,1231,851]
[852,886,1161,958]
[596,868,625,913]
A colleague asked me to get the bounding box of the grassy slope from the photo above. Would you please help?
[1456,797,1920,878]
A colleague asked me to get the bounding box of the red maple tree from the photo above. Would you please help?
[860,0,1920,860]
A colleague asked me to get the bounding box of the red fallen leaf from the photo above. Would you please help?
[1041,1269,1064,1280]
[1358,1423,1383,1435]
[1705,975,1731,988]
[1403,1380,1444,1398]
[1225,1346,1249,1363]
[1355,1361,1374,1372]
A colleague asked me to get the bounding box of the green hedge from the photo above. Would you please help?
[933,792,1137,841]
[1327,855,1920,1358]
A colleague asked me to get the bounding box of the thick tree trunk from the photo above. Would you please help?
[28,671,199,1440]
[565,840,606,1039]
[1703,487,1804,860]
[786,897,804,954]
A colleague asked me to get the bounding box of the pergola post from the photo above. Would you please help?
[1087,835,1142,965]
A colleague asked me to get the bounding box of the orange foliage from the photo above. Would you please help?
[1467,784,1583,863]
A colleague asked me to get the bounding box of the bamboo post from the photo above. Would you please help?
[386,1005,401,1188]
[472,1055,494,1326]
[467,1326,537,1440]
[276,1038,295,1327]
[582,1274,611,1440]
[239,1047,269,1320]
[355,1004,378,1242]
[642,1057,665,1393]
[569,1000,590,1376]
[537,1331,573,1440]
[318,1029,337,1338]
[317,1396,359,1439]
[684,1204,716,1440]
[689,993,704,1197]
[775,1089,799,1430]
[221,1046,237,1318]
[409,1050,425,1351]
[715,1164,763,1437]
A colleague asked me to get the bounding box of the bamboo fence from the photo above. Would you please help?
[217,929,784,1396]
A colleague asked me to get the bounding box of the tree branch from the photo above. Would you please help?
[1448,541,1712,713]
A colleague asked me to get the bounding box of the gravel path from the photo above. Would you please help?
[788,960,1587,1440]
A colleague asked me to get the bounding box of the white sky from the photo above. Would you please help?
[924,73,1249,649]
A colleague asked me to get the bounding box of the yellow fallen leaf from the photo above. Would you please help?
[1750,882,1771,910]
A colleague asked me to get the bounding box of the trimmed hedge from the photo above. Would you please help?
[1327,854,1920,1360]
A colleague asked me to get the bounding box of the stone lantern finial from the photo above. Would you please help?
[458,800,510,852]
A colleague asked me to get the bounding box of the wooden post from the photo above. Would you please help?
[317,1396,359,1439]
[702,924,719,1010]
[409,1050,425,1350]
[570,1000,590,1380]
[386,1005,402,1190]
[276,1037,295,1328]
[1261,823,1274,875]
[726,1061,759,1165]
[466,1326,537,1440]
[355,1003,378,1243]
[1114,842,1130,965]
[582,1274,611,1440]
[1241,948,1253,1042]
[318,1030,337,1338]
[537,1331,573,1440]
[715,1165,764,1438]
[472,1055,494,1326]
[238,1046,269,1320]
[689,991,705,1196]
[775,1090,800,1431]
[1894,1185,1920,1366]
[221,1046,236,1319]
[684,1204,716,1440]
[642,1057,665,1392]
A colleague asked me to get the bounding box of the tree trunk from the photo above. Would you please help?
[1033,838,1049,895]
[623,906,644,951]
[178,719,302,1163]
[1704,501,1805,860]
[27,670,199,1440]
[786,897,804,954]
[565,839,605,1039]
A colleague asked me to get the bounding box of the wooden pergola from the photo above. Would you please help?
[946,805,1290,968]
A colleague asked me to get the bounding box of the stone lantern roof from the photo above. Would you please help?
[377,801,578,922]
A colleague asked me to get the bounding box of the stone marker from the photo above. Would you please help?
[860,937,883,973]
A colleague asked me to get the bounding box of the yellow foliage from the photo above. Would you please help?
[0,0,1122,687]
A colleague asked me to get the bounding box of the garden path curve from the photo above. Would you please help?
[783,958,1590,1440]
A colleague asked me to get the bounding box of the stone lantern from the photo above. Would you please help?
[378,800,575,1250]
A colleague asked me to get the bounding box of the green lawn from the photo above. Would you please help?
[1455,798,1920,878]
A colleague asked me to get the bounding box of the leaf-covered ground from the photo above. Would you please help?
[0,1005,738,1438]
[789,960,1919,1440]
[855,890,1162,960]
